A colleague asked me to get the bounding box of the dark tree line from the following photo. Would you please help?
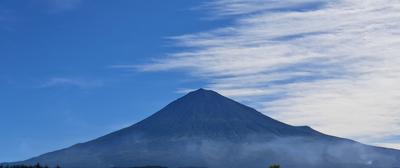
[0,163,60,168]
[2,163,280,168]
[113,164,280,168]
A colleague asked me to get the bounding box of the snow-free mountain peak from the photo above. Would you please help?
[116,88,321,139]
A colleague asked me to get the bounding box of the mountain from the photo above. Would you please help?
[4,89,400,168]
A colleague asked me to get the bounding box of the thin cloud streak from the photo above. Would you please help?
[40,77,103,89]
[46,0,83,13]
[137,0,400,148]
[198,0,326,18]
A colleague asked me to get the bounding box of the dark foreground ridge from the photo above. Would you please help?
[3,89,400,168]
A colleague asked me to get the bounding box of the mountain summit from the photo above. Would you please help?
[120,88,320,140]
[6,89,400,168]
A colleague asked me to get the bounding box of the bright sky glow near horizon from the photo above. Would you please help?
[1,0,400,162]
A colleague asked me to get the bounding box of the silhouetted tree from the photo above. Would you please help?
[0,164,59,168]
[269,164,280,168]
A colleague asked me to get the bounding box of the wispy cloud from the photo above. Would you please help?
[0,7,15,31]
[135,0,400,148]
[199,0,326,17]
[28,0,84,13]
[47,0,83,13]
[40,77,103,89]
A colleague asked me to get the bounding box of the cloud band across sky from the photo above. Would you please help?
[134,0,400,148]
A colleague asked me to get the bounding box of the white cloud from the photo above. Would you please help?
[199,0,326,17]
[41,77,103,89]
[137,0,400,149]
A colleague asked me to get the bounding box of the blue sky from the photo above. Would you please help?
[2,0,400,163]
[0,0,225,162]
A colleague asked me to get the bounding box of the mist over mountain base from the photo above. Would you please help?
[4,89,400,168]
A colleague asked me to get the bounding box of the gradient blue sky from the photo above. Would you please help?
[2,0,400,163]
[0,0,226,162]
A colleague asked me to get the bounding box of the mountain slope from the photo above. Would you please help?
[5,89,400,168]
[100,88,324,140]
